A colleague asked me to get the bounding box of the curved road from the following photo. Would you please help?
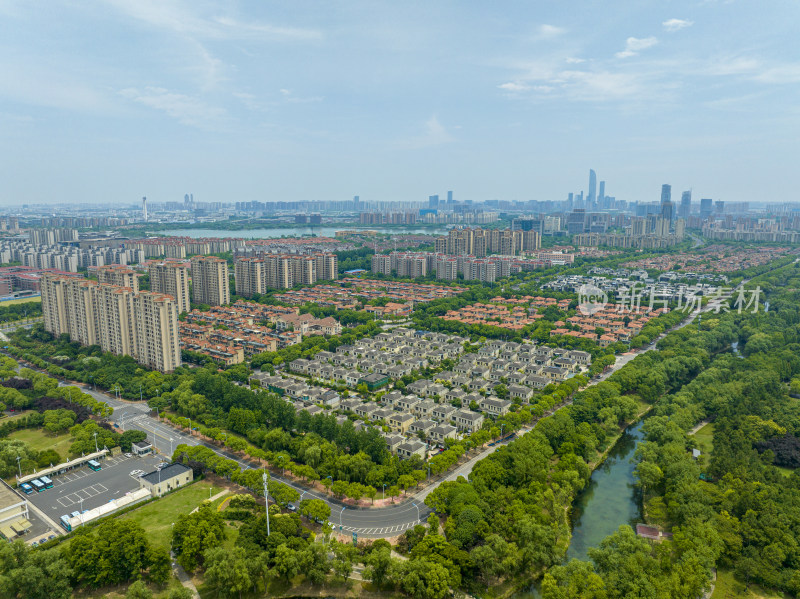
[9,285,735,537]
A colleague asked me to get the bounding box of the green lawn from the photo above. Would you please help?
[8,427,73,458]
[711,569,786,599]
[118,480,227,550]
[692,422,714,456]
[0,410,33,424]
[0,296,41,306]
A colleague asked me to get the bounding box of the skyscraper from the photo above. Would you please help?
[700,198,713,219]
[679,190,692,219]
[598,181,605,206]
[660,184,671,205]
[661,201,675,224]
[447,190,453,204]
[588,170,597,205]
[142,196,148,221]
[428,195,439,209]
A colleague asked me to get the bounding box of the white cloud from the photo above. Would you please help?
[396,116,454,149]
[101,0,321,42]
[498,82,530,92]
[616,36,658,58]
[754,64,800,84]
[536,24,565,39]
[119,86,225,127]
[566,57,586,64]
[279,89,291,95]
[662,19,694,32]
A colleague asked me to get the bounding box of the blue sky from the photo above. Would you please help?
[1,0,799,207]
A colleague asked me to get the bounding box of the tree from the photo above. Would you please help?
[203,546,253,599]
[273,545,301,582]
[388,485,400,502]
[332,541,356,581]
[427,513,439,535]
[125,580,153,599]
[171,504,225,572]
[298,498,331,523]
[398,474,416,493]
[268,481,299,508]
[166,588,194,599]
[147,546,172,586]
[364,547,395,588]
[365,485,377,504]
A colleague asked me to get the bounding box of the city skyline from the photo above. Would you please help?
[1,1,799,206]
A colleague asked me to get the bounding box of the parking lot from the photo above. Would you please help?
[26,452,164,520]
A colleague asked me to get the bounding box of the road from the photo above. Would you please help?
[8,285,740,537]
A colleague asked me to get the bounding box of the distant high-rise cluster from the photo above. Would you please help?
[234,253,338,295]
[41,268,180,372]
[29,228,78,245]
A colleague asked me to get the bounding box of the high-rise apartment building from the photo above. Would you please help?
[191,256,230,307]
[40,274,180,372]
[234,258,264,297]
[234,253,338,296]
[148,261,190,314]
[97,265,139,291]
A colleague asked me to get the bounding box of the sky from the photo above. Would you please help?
[1,0,799,207]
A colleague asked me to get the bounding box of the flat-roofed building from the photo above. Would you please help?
[97,265,139,292]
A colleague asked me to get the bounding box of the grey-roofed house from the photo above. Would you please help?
[397,440,427,460]
[480,397,512,417]
[454,410,484,433]
[139,463,193,497]
[428,424,457,445]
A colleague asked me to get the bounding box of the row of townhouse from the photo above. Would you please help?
[288,328,467,386]
[275,279,467,308]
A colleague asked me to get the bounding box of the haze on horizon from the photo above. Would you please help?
[1,0,798,207]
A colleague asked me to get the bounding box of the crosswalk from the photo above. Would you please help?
[338,520,421,536]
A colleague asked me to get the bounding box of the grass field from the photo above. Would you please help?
[8,427,73,458]
[692,422,714,456]
[0,296,41,306]
[118,479,227,550]
[0,410,33,424]
[711,569,786,599]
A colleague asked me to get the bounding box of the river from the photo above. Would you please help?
[521,419,645,597]
[161,226,451,239]
[566,419,645,561]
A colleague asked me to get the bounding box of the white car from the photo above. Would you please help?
[124,453,132,458]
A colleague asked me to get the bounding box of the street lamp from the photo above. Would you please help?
[16,456,21,478]
[93,432,98,453]
[383,483,386,500]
